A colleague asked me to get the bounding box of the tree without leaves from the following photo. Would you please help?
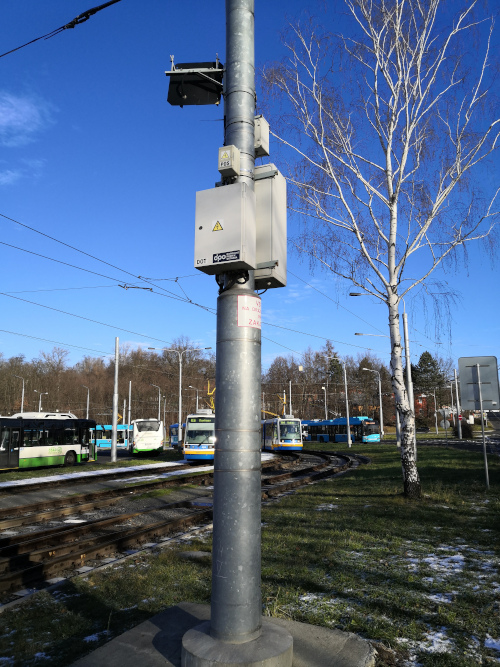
[262,0,499,498]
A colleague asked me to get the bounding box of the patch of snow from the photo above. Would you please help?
[485,634,500,652]
[316,504,339,511]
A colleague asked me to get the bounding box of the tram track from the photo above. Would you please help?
[0,451,360,604]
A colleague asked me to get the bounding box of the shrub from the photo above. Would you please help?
[455,421,474,439]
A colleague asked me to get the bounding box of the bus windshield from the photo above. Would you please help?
[280,421,301,439]
[363,422,379,435]
[186,428,214,444]
[136,421,160,432]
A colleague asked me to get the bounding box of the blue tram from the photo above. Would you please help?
[261,417,303,452]
[91,424,132,449]
[302,417,380,443]
[183,412,215,461]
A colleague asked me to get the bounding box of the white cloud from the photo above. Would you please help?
[0,91,55,147]
[0,169,22,185]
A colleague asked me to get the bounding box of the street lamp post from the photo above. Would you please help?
[148,347,211,445]
[151,384,161,422]
[321,385,327,421]
[433,388,439,435]
[189,385,201,413]
[34,390,48,411]
[454,369,462,440]
[13,375,25,414]
[362,368,384,437]
[82,385,90,419]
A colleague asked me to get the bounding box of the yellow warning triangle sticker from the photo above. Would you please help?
[213,221,223,231]
[221,151,229,159]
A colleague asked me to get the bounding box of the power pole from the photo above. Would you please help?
[111,337,119,463]
[182,1,293,664]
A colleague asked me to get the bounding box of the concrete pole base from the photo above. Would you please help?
[182,620,293,667]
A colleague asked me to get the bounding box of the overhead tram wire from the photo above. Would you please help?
[0,0,123,59]
[288,270,388,336]
[0,329,111,357]
[1,215,396,355]
[0,212,187,301]
[0,292,174,347]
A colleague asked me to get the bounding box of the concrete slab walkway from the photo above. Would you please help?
[71,601,376,667]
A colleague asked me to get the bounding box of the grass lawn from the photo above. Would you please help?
[0,443,498,666]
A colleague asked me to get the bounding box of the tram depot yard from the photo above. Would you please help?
[0,440,498,666]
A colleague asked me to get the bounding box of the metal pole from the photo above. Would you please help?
[454,369,462,439]
[343,362,352,448]
[450,384,454,425]
[182,2,292,661]
[111,337,119,463]
[82,386,89,419]
[322,386,327,420]
[433,389,438,435]
[178,352,183,446]
[211,0,262,646]
[476,364,490,489]
[123,399,126,424]
[14,376,25,414]
[378,372,384,438]
[289,379,292,416]
[128,381,131,425]
[402,311,416,460]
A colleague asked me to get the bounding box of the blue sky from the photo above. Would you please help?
[0,0,498,374]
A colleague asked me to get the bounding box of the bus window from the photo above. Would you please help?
[0,428,8,451]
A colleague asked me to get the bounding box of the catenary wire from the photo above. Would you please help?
[0,212,186,301]
[0,292,174,347]
[0,0,123,59]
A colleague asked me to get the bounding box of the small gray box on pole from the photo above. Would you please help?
[458,356,500,410]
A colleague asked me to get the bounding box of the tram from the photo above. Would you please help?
[92,424,132,450]
[0,412,96,470]
[302,417,380,443]
[261,416,303,452]
[130,418,164,455]
[183,411,215,461]
[169,422,185,448]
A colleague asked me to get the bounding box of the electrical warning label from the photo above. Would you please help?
[237,295,261,329]
[213,250,239,263]
[212,220,223,231]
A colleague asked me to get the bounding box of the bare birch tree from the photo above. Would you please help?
[262,0,499,497]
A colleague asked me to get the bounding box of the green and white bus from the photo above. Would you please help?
[0,412,96,470]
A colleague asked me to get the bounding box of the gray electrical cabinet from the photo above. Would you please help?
[254,164,287,289]
[194,182,256,275]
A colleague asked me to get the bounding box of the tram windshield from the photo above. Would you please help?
[362,421,379,435]
[186,418,215,444]
[136,420,160,432]
[279,421,301,439]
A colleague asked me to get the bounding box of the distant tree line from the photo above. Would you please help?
[0,337,215,426]
[262,343,454,426]
[1,339,454,429]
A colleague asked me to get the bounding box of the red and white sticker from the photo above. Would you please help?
[237,295,261,329]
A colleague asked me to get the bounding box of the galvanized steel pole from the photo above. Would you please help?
[111,337,119,463]
[343,361,352,448]
[454,368,462,439]
[128,380,131,425]
[182,3,293,662]
[209,0,262,644]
